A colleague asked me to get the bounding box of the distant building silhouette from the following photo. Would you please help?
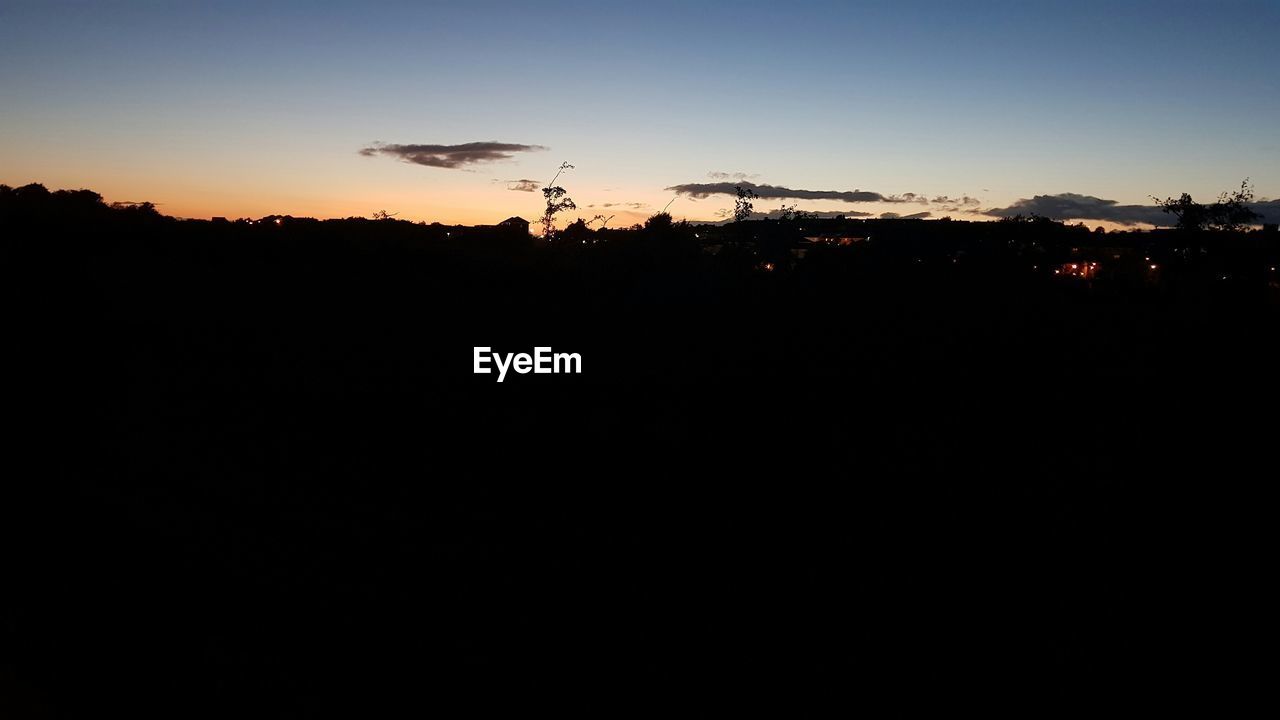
[498,216,530,234]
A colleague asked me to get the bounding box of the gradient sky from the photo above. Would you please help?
[2,0,1278,227]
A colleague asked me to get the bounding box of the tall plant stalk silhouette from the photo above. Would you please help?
[540,162,576,239]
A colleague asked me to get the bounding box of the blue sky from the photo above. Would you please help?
[2,0,1277,225]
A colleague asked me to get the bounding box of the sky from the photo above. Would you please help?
[2,0,1278,228]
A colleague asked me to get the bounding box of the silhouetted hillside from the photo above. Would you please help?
[3,183,1274,715]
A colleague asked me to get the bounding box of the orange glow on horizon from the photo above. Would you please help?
[1,171,1168,231]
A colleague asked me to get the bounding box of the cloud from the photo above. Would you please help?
[1252,199,1280,222]
[707,171,760,181]
[981,193,1173,226]
[588,202,648,210]
[666,181,909,204]
[931,195,981,206]
[951,193,1280,225]
[359,141,547,169]
[504,179,541,192]
[883,193,930,205]
[880,211,933,219]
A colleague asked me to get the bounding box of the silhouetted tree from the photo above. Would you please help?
[776,203,813,223]
[1210,179,1260,231]
[998,213,1054,226]
[643,212,673,233]
[107,199,163,222]
[638,212,698,258]
[540,162,577,239]
[1155,193,1210,232]
[733,185,758,223]
[557,217,593,246]
[1154,179,1259,232]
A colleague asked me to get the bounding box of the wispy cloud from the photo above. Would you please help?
[880,211,933,219]
[707,171,760,181]
[359,141,548,169]
[502,179,541,192]
[883,193,930,205]
[588,201,648,210]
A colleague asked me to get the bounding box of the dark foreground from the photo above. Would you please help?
[3,187,1275,715]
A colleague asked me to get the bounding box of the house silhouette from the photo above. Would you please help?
[498,216,530,234]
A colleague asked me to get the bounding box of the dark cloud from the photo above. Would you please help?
[667,181,903,204]
[880,211,933,219]
[929,193,1280,225]
[984,194,1280,225]
[1252,199,1280,222]
[932,195,981,206]
[359,141,548,169]
[980,193,1178,226]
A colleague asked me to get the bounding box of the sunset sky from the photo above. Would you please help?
[2,0,1278,228]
